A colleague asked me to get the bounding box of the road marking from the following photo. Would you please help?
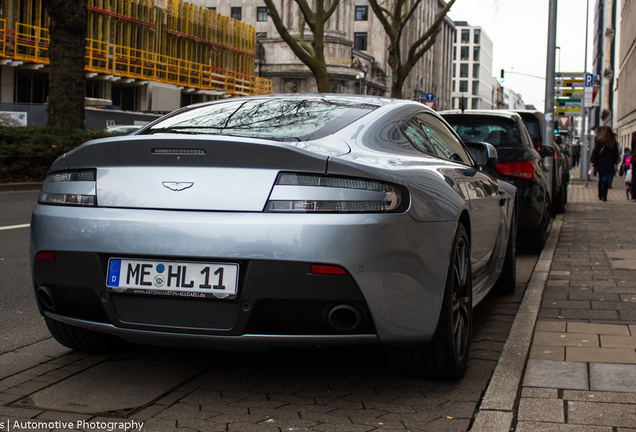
[0,223,30,231]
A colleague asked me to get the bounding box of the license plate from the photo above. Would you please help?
[107,258,238,297]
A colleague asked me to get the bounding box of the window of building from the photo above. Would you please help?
[474,29,481,44]
[472,81,479,96]
[473,63,480,78]
[461,29,470,43]
[473,46,480,61]
[452,63,456,78]
[207,7,216,12]
[460,46,469,61]
[355,5,368,20]
[257,6,267,21]
[354,32,367,50]
[459,80,468,92]
[452,80,456,92]
[256,32,267,38]
[472,98,479,109]
[458,96,468,110]
[453,46,457,60]
[17,71,49,104]
[460,63,469,78]
[231,7,242,20]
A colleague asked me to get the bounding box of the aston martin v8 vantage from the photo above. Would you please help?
[30,95,517,379]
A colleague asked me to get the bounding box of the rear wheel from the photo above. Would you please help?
[522,199,550,254]
[553,181,566,214]
[388,224,472,380]
[44,317,127,353]
[495,204,517,294]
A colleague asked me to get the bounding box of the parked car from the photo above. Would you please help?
[513,110,568,213]
[31,95,516,380]
[104,124,142,134]
[440,110,554,253]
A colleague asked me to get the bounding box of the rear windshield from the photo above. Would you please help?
[518,113,541,142]
[443,115,523,147]
[140,98,377,142]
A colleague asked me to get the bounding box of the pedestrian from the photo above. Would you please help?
[572,141,581,168]
[590,126,620,201]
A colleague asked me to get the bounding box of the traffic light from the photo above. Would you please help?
[554,127,559,134]
[500,69,505,83]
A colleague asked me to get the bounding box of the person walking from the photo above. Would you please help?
[590,126,620,201]
[573,141,581,168]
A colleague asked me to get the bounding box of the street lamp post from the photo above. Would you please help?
[356,72,365,95]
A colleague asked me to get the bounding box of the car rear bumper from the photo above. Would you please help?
[31,204,456,346]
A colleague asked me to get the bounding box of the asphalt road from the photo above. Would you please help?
[0,190,49,354]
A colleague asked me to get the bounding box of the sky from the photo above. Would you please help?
[448,0,596,109]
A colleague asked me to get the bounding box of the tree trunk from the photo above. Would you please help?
[44,0,87,130]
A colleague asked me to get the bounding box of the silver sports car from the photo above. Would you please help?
[30,95,516,379]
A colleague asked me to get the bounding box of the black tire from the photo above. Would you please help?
[521,199,550,254]
[387,224,472,380]
[553,181,566,214]
[495,204,517,294]
[44,317,127,353]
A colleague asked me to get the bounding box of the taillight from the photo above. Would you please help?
[536,141,543,149]
[311,265,348,275]
[496,161,536,182]
[35,251,56,261]
[38,170,97,206]
[265,173,408,213]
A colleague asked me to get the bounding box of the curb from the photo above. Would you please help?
[469,214,564,432]
[0,182,43,192]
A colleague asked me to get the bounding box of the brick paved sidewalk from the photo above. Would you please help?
[516,170,636,431]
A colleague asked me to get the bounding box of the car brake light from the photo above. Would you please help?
[496,161,536,182]
[265,173,408,213]
[35,251,56,261]
[311,264,348,275]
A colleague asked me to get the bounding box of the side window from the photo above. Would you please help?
[402,121,435,155]
[414,113,473,165]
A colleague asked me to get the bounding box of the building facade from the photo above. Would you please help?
[590,0,618,131]
[0,0,270,126]
[193,0,456,108]
[616,0,636,150]
[450,22,494,110]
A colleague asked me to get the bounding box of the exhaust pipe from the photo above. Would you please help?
[37,286,60,311]
[328,305,362,332]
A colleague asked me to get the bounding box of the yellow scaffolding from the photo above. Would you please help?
[1,0,271,96]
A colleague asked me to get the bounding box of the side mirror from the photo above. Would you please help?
[539,145,556,158]
[474,142,498,167]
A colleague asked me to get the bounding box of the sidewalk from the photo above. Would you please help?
[473,169,636,431]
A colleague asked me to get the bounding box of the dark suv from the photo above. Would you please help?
[513,110,569,213]
[440,110,555,253]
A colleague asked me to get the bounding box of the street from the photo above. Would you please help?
[0,189,540,431]
[0,191,49,354]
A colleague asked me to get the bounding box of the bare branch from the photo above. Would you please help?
[263,0,316,66]
[325,0,339,20]
[299,16,315,56]
[399,0,423,33]
[406,0,455,63]
[295,0,317,32]
[366,0,397,40]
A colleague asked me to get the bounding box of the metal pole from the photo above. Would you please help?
[581,0,590,186]
[544,0,558,199]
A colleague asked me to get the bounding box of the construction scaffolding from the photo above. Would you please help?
[0,0,271,96]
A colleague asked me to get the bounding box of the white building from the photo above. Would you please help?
[451,22,494,110]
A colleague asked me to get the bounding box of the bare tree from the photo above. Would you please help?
[263,0,339,93]
[367,0,456,99]
[43,0,87,129]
